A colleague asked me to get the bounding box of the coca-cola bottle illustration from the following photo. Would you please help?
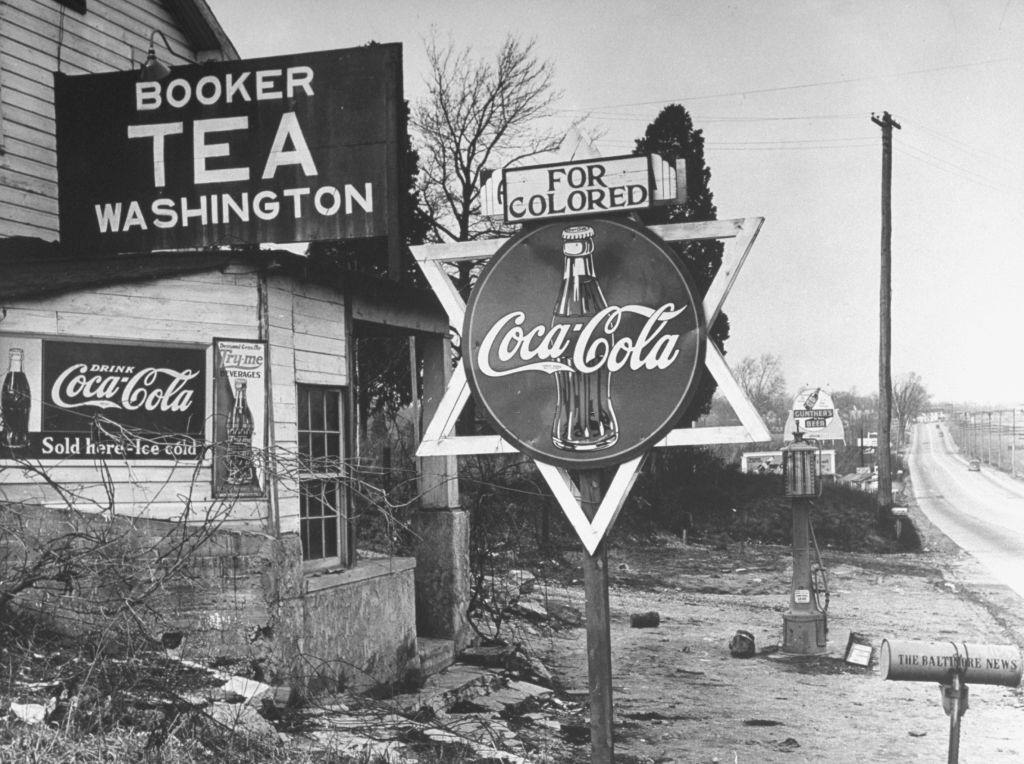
[225,379,255,485]
[550,225,619,451]
[1,348,31,452]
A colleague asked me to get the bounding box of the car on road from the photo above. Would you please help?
[968,459,981,471]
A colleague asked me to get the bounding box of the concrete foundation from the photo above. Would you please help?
[4,505,419,693]
[411,508,471,651]
[782,611,828,655]
[297,555,418,693]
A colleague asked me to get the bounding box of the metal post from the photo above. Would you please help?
[999,410,1004,471]
[1013,408,1017,478]
[580,470,614,763]
[988,412,993,465]
[782,497,826,653]
[946,672,964,764]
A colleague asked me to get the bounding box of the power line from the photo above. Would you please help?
[565,56,1019,111]
[898,118,1007,164]
[895,133,1022,192]
[895,145,1021,195]
[560,110,865,123]
[596,137,876,152]
[708,143,876,152]
[709,137,876,146]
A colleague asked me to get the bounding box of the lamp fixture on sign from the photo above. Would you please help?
[140,30,174,81]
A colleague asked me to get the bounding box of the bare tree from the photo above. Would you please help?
[892,372,930,447]
[734,354,788,428]
[412,32,562,293]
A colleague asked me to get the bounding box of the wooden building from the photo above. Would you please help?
[0,0,467,691]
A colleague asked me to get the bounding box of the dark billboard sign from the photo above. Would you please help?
[55,45,403,254]
[0,338,205,460]
[462,218,707,470]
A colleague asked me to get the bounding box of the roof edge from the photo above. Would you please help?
[166,0,239,61]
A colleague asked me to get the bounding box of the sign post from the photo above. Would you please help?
[412,204,769,762]
[580,470,614,761]
[881,639,1022,764]
[462,218,707,763]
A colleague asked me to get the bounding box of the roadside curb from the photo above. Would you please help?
[903,471,1024,656]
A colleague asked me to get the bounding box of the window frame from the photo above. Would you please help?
[296,384,353,571]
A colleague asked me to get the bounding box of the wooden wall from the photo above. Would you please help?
[266,274,349,536]
[0,267,350,533]
[0,0,206,240]
[0,268,261,525]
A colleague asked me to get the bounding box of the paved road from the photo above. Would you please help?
[909,421,1024,599]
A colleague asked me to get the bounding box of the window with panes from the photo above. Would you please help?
[297,385,352,568]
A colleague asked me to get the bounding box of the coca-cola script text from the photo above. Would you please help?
[51,364,200,412]
[477,304,687,377]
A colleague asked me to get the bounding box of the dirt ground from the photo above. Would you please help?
[514,502,1024,763]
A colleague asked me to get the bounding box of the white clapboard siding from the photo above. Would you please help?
[0,167,52,198]
[0,0,200,240]
[264,273,348,535]
[0,270,265,525]
[293,283,347,385]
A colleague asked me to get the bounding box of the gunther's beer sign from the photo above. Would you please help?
[0,337,205,461]
[463,218,706,470]
[54,45,402,254]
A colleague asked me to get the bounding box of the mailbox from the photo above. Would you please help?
[880,639,1022,687]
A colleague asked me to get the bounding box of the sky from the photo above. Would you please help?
[206,0,1024,408]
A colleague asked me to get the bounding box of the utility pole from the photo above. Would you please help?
[872,111,900,522]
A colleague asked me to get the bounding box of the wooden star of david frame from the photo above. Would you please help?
[411,218,769,554]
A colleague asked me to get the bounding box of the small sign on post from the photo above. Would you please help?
[880,639,1022,686]
[480,153,685,222]
[783,387,846,443]
[881,638,1022,764]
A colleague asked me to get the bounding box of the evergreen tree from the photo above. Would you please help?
[634,104,728,424]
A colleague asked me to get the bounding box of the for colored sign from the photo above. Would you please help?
[503,155,654,223]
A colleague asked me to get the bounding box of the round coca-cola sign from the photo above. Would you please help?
[463,218,706,469]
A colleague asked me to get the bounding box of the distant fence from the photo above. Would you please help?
[947,410,1024,477]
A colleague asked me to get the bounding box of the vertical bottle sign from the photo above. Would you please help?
[463,218,707,470]
[1,348,31,453]
[214,339,267,496]
[225,380,257,486]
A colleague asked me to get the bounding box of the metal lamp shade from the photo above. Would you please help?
[783,434,820,497]
[140,49,171,81]
[139,30,173,81]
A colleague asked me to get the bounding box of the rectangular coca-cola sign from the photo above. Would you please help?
[0,339,207,461]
